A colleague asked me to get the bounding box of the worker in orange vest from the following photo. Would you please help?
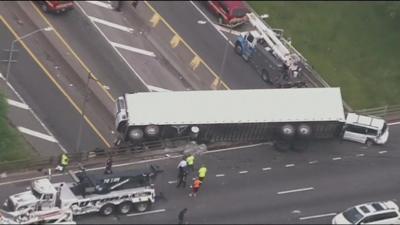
[189,178,202,197]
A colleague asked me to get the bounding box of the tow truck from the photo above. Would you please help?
[234,12,306,88]
[1,165,162,222]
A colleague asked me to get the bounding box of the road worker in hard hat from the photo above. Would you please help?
[186,154,195,172]
[198,165,207,182]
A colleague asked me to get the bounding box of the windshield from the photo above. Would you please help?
[343,207,364,224]
[31,188,42,199]
[1,198,15,212]
[232,8,248,18]
[380,123,388,135]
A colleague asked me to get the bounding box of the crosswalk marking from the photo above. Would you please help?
[110,41,156,57]
[7,99,29,110]
[17,126,58,143]
[88,16,134,33]
[86,1,113,9]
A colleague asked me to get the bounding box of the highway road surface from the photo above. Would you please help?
[0,123,398,224]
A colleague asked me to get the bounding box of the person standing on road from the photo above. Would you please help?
[104,157,113,174]
[178,208,188,224]
[198,165,207,182]
[186,154,195,172]
[177,168,188,188]
[177,158,187,175]
[55,153,69,173]
[189,178,202,197]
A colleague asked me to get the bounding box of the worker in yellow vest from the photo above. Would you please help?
[56,153,70,173]
[186,155,195,172]
[198,165,207,182]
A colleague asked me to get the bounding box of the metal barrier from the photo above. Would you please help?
[354,104,400,122]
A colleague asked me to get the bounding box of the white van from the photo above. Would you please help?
[342,113,389,146]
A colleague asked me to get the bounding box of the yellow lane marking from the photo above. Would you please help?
[144,1,230,90]
[30,1,116,102]
[1,16,111,148]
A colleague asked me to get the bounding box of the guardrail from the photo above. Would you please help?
[0,136,192,172]
[354,104,400,122]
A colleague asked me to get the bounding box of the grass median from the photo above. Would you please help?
[248,1,400,109]
[0,92,34,163]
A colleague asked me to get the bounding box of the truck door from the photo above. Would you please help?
[342,124,367,144]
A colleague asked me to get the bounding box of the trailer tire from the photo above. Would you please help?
[234,43,242,55]
[118,202,133,214]
[366,139,373,147]
[135,201,150,212]
[41,4,48,12]
[100,204,115,216]
[261,69,270,83]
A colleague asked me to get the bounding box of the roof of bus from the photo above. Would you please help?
[124,88,345,126]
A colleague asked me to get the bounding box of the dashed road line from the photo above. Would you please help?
[278,187,314,195]
[239,170,248,174]
[388,121,400,126]
[148,85,172,92]
[86,1,113,9]
[17,126,58,143]
[332,157,342,161]
[308,160,318,164]
[110,41,156,57]
[299,212,337,220]
[7,99,29,110]
[127,209,166,217]
[88,16,134,33]
[356,153,365,157]
[285,164,295,168]
[262,167,271,171]
[167,180,177,184]
[216,174,225,177]
[379,151,387,154]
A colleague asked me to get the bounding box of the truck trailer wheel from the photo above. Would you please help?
[100,204,115,216]
[135,201,150,212]
[118,202,133,214]
[234,43,242,55]
[261,70,270,83]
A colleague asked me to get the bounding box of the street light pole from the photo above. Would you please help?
[5,27,53,84]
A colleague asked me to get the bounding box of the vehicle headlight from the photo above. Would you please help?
[129,128,143,140]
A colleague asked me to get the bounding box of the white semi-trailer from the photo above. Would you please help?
[114,88,389,147]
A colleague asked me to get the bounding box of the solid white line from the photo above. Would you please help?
[0,143,266,186]
[127,209,166,217]
[388,121,400,126]
[86,1,113,9]
[17,127,58,143]
[189,1,234,47]
[332,157,342,161]
[75,3,151,92]
[379,151,387,154]
[148,85,172,92]
[285,164,295,168]
[277,187,314,195]
[262,167,271,171]
[356,153,365,157]
[239,170,248,174]
[216,174,225,177]
[167,180,177,184]
[299,212,337,220]
[204,142,271,154]
[308,160,318,164]
[88,16,134,33]
[110,41,156,57]
[7,99,29,110]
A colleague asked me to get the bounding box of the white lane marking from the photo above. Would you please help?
[189,1,234,47]
[239,170,248,174]
[110,41,156,57]
[0,142,266,186]
[167,180,177,184]
[0,73,66,153]
[148,85,172,92]
[285,164,295,168]
[388,121,400,126]
[379,151,387,154]
[299,212,337,221]
[127,209,166,217]
[216,174,225,177]
[356,153,365,157]
[88,16,134,33]
[308,160,318,164]
[7,99,29,110]
[75,3,151,91]
[86,1,113,9]
[332,157,342,161]
[17,127,58,143]
[204,142,271,154]
[262,167,271,171]
[277,187,314,195]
